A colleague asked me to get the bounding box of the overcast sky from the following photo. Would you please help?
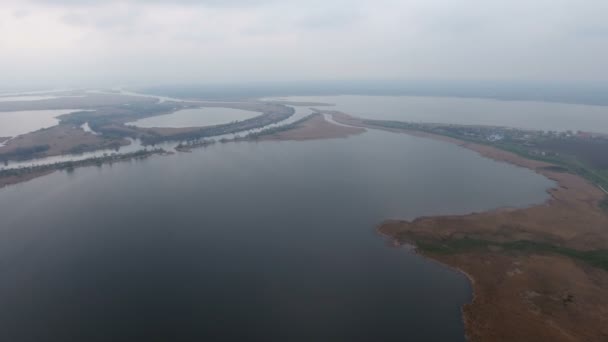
[1,0,607,87]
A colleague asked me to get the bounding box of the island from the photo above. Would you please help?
[0,91,299,161]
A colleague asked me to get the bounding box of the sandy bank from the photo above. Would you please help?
[259,113,365,141]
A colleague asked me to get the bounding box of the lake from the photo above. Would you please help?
[270,95,608,133]
[127,107,260,128]
[0,128,553,341]
[0,109,82,138]
[0,95,84,103]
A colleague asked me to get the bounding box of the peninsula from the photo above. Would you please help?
[329,111,608,342]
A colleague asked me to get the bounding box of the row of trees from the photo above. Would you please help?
[141,106,295,145]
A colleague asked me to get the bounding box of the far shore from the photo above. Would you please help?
[0,114,363,189]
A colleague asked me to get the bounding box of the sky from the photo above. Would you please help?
[1,0,608,88]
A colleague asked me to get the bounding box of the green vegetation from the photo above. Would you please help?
[362,119,608,191]
[0,149,165,181]
[0,144,50,162]
[59,102,181,127]
[247,113,318,139]
[600,197,608,213]
[539,165,569,173]
[172,113,319,152]
[415,237,608,271]
[140,106,295,145]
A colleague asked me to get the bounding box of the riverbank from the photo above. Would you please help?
[331,111,608,341]
[0,149,169,189]
[0,114,361,188]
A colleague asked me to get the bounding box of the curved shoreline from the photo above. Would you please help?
[331,111,608,341]
[375,224,477,341]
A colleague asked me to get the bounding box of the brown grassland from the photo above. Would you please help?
[0,124,129,159]
[259,113,365,141]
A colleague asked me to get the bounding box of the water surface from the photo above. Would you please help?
[0,129,553,341]
[0,109,81,138]
[127,107,259,128]
[271,95,608,133]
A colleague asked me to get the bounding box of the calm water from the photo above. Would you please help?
[0,109,83,138]
[0,129,553,341]
[271,95,608,133]
[127,107,260,128]
[0,95,84,103]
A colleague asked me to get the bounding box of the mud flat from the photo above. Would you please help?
[331,111,608,341]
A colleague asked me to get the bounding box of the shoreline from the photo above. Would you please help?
[0,114,363,189]
[331,111,608,341]
[375,224,478,342]
[256,113,365,141]
[0,149,170,189]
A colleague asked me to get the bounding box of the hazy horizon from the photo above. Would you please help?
[2,0,608,88]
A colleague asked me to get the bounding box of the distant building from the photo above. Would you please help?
[487,134,504,142]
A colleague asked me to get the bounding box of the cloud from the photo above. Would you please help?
[0,0,607,87]
[25,0,278,8]
[13,9,31,18]
[61,8,142,31]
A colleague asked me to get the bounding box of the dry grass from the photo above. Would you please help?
[0,124,129,159]
[260,114,365,141]
[330,111,608,341]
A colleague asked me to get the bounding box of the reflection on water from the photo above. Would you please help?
[269,95,608,133]
[0,138,178,170]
